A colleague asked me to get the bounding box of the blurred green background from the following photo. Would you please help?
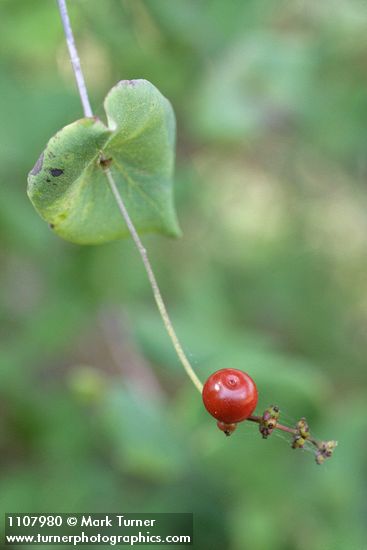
[1,1,367,549]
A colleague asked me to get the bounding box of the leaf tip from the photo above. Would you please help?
[165,217,182,239]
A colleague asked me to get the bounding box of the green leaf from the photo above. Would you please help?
[27,79,180,244]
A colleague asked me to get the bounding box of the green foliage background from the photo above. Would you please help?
[1,1,366,548]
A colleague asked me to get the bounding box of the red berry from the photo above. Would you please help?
[202,369,258,425]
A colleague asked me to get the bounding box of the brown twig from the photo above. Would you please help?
[248,408,337,465]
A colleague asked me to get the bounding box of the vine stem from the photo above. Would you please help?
[57,0,93,118]
[103,168,203,394]
[57,0,203,394]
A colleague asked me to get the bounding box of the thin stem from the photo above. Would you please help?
[56,0,203,394]
[57,0,93,118]
[248,414,325,450]
[248,415,296,435]
[104,167,203,394]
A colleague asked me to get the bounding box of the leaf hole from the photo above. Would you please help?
[49,168,64,177]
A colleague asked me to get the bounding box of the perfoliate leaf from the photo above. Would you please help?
[27,80,180,244]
